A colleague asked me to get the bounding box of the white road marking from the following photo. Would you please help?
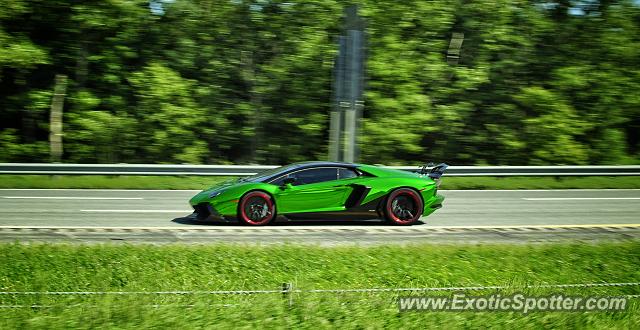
[523,197,640,201]
[2,196,143,200]
[0,188,639,192]
[0,224,638,230]
[442,189,640,192]
[426,223,640,229]
[80,210,190,213]
[0,189,200,192]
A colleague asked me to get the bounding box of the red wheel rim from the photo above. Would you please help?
[387,190,421,224]
[240,192,274,225]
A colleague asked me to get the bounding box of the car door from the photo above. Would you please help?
[273,167,352,214]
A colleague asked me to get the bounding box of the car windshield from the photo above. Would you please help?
[239,164,297,182]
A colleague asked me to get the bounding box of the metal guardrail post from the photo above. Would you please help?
[0,163,639,176]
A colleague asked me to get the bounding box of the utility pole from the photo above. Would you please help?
[49,74,67,162]
[328,5,365,163]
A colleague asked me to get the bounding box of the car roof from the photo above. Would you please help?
[249,161,360,183]
[287,161,359,170]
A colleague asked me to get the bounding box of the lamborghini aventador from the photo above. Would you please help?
[189,161,447,225]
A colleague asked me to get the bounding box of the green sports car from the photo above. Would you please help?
[189,161,447,226]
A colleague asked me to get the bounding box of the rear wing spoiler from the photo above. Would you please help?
[418,163,449,180]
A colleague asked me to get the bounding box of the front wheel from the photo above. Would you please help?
[384,188,423,225]
[238,191,276,226]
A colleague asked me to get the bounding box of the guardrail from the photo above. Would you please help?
[1,163,639,176]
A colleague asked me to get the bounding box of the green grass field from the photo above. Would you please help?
[1,174,639,190]
[1,242,639,328]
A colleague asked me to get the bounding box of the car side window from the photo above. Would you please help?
[293,168,338,185]
[338,168,359,180]
[271,168,338,186]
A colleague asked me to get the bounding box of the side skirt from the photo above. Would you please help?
[282,196,385,221]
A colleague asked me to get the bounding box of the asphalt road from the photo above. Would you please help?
[0,189,638,243]
[1,188,639,227]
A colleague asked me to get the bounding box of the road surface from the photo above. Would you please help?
[1,189,638,244]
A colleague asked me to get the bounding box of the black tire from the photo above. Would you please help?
[383,188,423,225]
[237,191,276,226]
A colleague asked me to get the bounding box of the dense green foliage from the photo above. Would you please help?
[1,0,639,165]
[1,242,639,328]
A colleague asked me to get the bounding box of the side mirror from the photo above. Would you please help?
[282,177,296,186]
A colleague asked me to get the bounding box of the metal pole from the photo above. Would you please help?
[329,36,347,161]
[344,27,364,163]
[49,74,67,163]
[331,5,364,163]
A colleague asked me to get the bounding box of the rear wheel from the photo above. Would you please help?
[238,191,276,226]
[384,188,423,225]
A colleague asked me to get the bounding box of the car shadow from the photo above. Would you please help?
[171,214,426,226]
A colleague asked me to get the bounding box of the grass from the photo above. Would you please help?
[441,176,640,190]
[1,174,640,190]
[1,242,639,328]
[0,175,230,190]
